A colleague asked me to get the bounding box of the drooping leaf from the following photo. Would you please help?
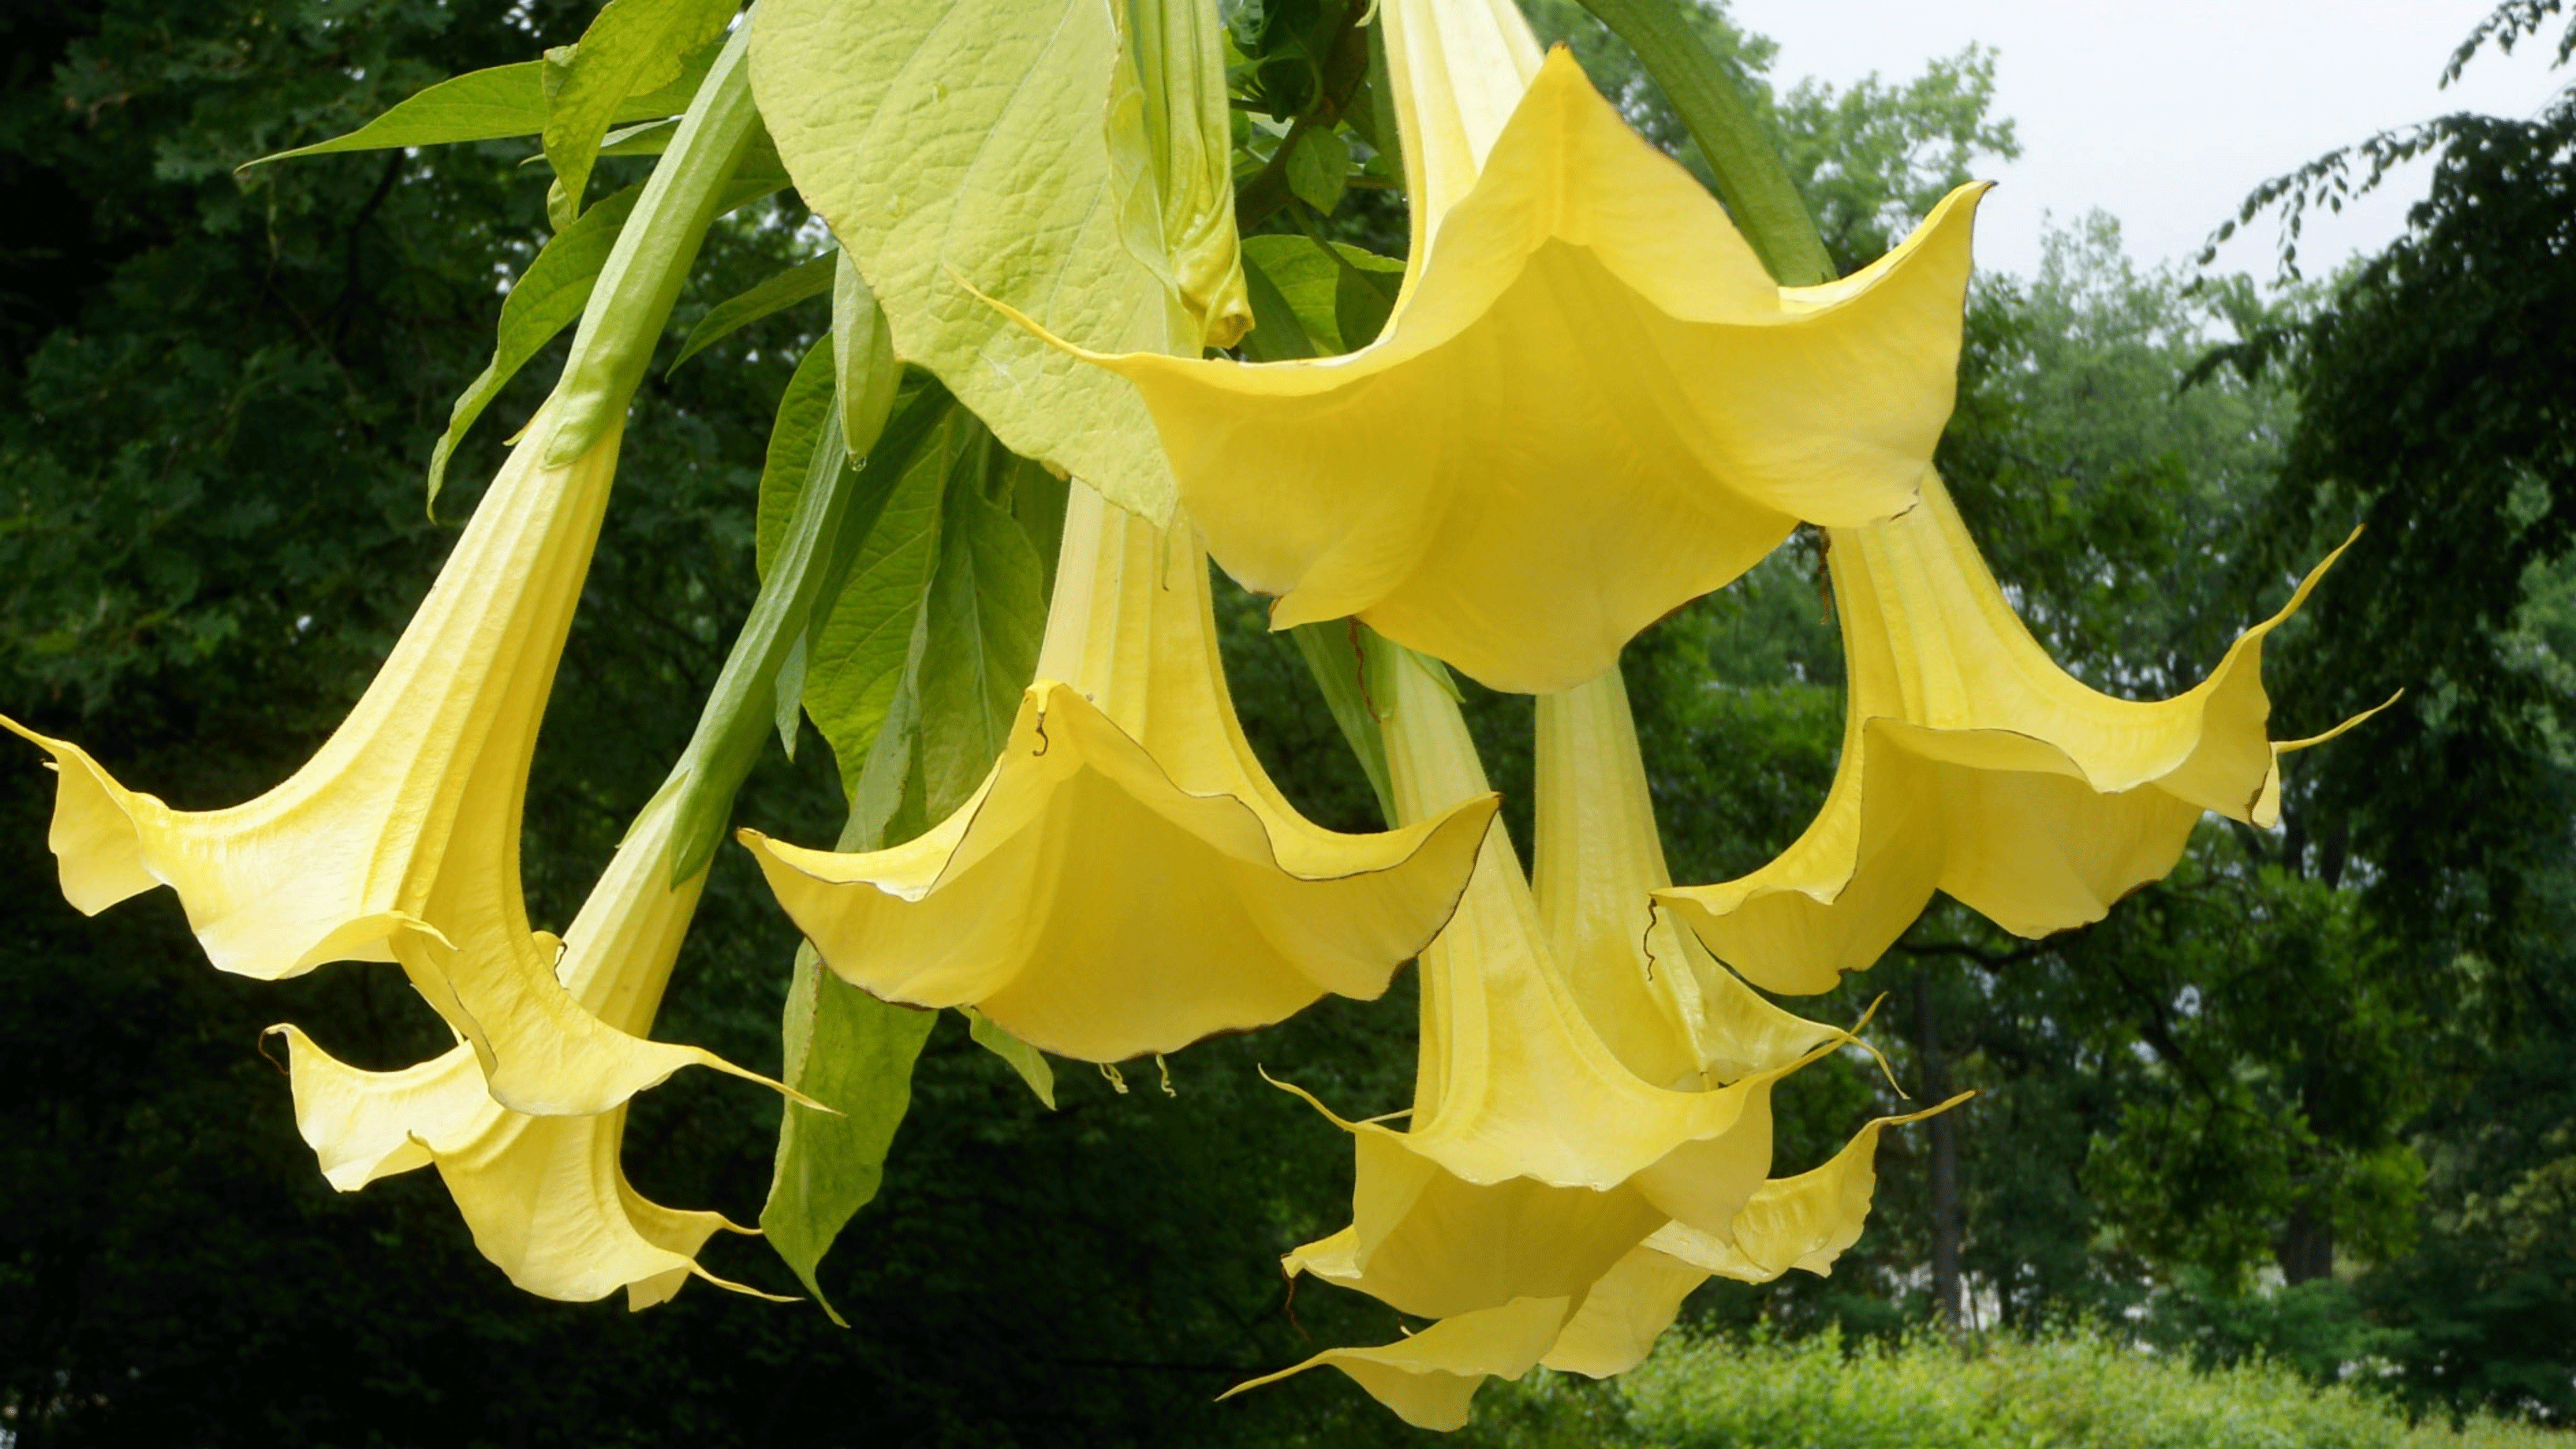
[962,1006,1057,1110]
[756,338,840,581]
[800,403,961,794]
[748,0,1191,518]
[425,184,644,510]
[670,251,835,375]
[1290,620,1397,823]
[1236,233,1401,356]
[761,936,938,1321]
[916,452,1048,814]
[542,0,739,227]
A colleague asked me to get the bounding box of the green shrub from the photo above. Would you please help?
[1464,1328,2564,1449]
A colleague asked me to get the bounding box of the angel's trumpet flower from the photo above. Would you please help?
[2,31,771,1115]
[267,782,784,1309]
[1077,33,1984,693]
[1234,649,1947,1428]
[741,483,1498,1063]
[1659,472,2384,995]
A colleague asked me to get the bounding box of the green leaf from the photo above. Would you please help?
[1237,245,1320,362]
[756,338,838,581]
[1284,124,1350,215]
[917,454,1047,816]
[800,404,961,794]
[961,1007,1056,1109]
[242,63,550,169]
[241,45,724,172]
[761,935,938,1322]
[671,250,835,377]
[426,184,644,511]
[749,0,1189,519]
[1289,621,1396,823]
[1236,233,1402,356]
[542,0,739,228]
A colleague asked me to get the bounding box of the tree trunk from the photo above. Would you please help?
[1914,972,1963,1328]
[2278,1202,2335,1284]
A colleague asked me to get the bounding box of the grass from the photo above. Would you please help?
[1459,1327,2565,1449]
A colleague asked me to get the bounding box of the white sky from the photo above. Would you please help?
[1731,0,2572,280]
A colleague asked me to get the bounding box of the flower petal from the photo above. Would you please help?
[741,484,1496,1062]
[1088,52,1981,693]
[1660,475,2370,994]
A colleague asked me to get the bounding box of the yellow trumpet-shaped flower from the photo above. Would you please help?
[1075,39,1983,694]
[3,35,779,1114]
[1658,472,2381,995]
[741,483,1498,1063]
[1238,655,1947,1428]
[266,781,783,1309]
[3,408,775,1116]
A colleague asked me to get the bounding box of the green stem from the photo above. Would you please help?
[1572,0,1835,286]
[546,17,763,465]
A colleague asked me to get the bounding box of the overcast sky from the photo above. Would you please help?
[1730,0,2571,281]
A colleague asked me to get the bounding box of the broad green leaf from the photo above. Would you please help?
[749,0,1192,519]
[1284,125,1351,215]
[542,0,739,227]
[917,453,1047,814]
[762,933,937,1322]
[241,47,722,171]
[1237,244,1320,362]
[765,370,958,758]
[1335,253,1401,350]
[801,405,960,794]
[1236,233,1402,355]
[672,250,834,377]
[962,1007,1056,1109]
[426,184,644,510]
[1006,455,1070,592]
[756,338,838,581]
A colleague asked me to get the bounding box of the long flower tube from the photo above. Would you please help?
[259,326,912,1307]
[1658,472,2384,995]
[1236,655,1950,1428]
[1073,39,1984,694]
[2,23,771,1115]
[740,482,1499,1063]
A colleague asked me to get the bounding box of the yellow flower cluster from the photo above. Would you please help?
[3,0,2365,1419]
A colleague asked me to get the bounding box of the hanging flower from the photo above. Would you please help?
[1066,39,1983,694]
[266,781,788,1308]
[1,35,782,1115]
[1657,472,2384,995]
[741,483,1498,1063]
[1230,648,1954,1428]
